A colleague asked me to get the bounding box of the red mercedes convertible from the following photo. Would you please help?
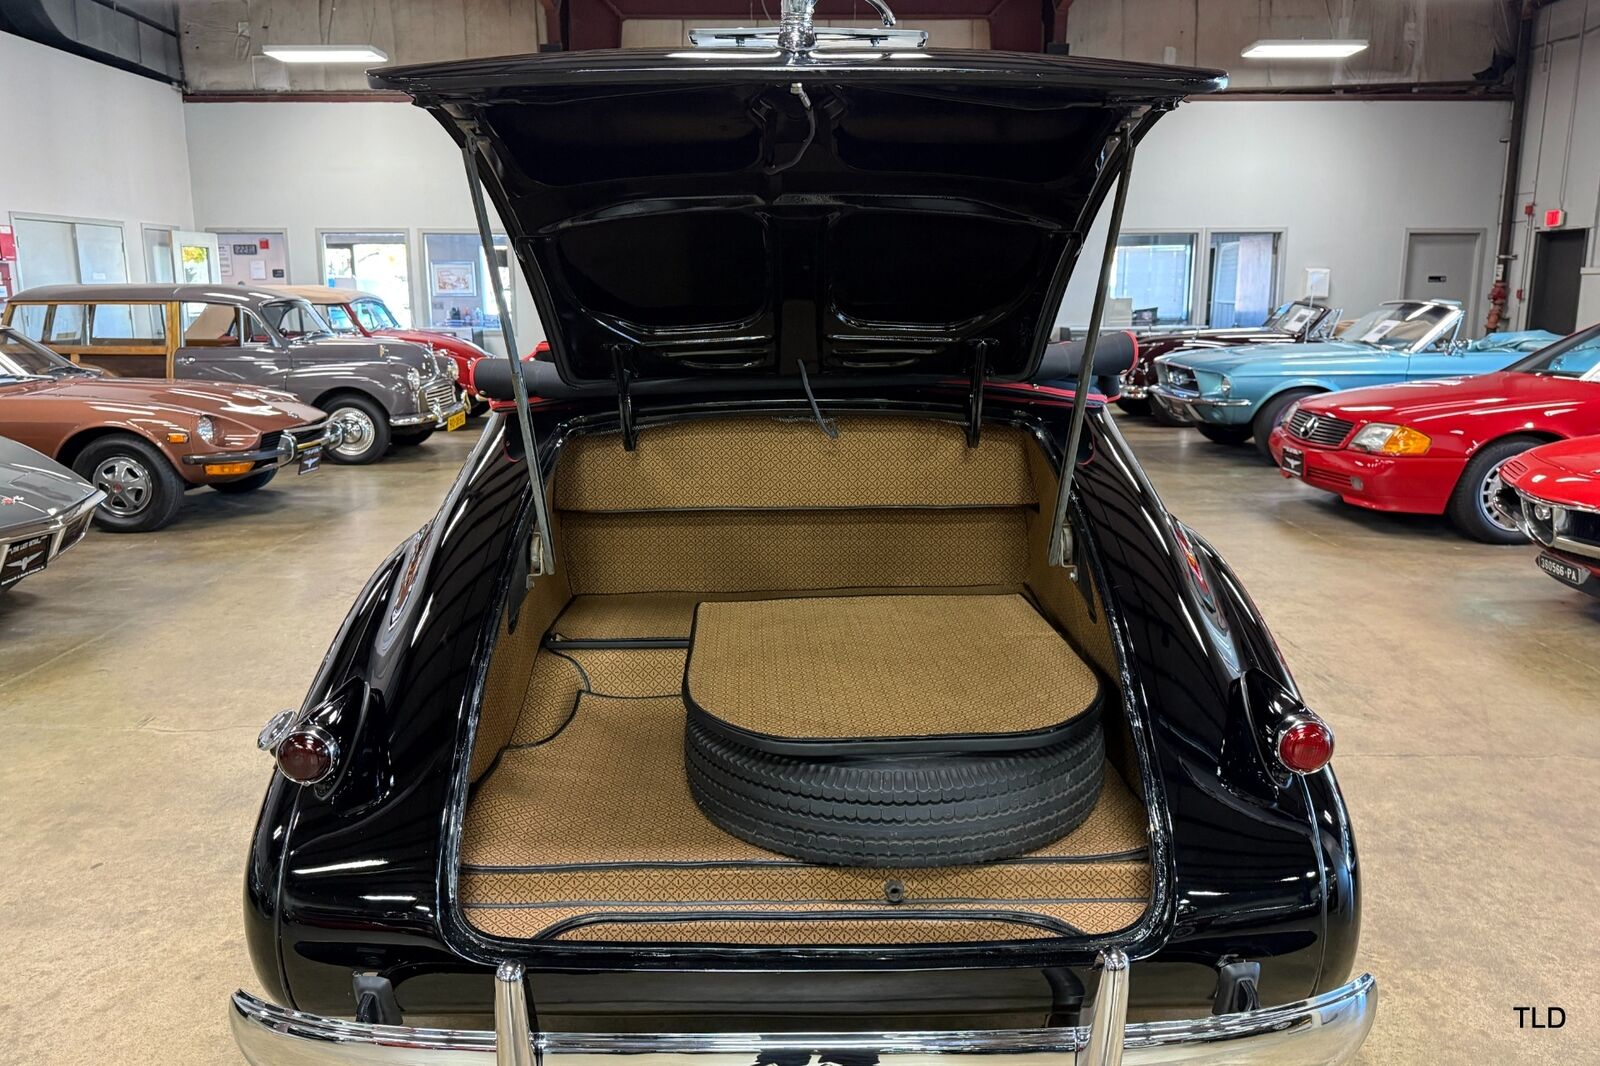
[1500,435,1600,599]
[1267,323,1600,542]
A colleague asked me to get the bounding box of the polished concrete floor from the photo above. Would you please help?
[1,414,1595,1063]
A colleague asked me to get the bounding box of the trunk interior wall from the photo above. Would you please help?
[459,414,1151,946]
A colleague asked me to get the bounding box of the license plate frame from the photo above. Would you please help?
[1536,551,1588,589]
[1281,446,1305,478]
[298,446,323,475]
[445,410,467,432]
[1,532,52,589]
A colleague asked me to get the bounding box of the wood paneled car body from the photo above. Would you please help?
[232,17,1374,1066]
[3,284,466,464]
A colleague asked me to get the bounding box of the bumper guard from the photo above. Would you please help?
[230,955,1375,1066]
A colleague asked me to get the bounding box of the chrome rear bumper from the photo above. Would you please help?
[230,957,1375,1066]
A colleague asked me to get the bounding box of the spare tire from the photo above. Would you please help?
[684,718,1105,868]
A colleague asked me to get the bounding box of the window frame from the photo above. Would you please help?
[315,227,415,327]
[1202,229,1287,329]
[8,212,129,292]
[1110,229,1201,327]
[419,228,517,337]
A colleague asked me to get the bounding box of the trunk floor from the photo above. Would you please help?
[462,596,1151,946]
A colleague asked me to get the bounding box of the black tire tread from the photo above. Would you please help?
[685,720,1105,867]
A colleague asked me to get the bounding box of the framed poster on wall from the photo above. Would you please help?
[431,261,477,295]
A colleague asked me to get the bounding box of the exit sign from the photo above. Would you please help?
[1543,208,1566,228]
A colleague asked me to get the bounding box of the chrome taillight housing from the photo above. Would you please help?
[1275,715,1335,775]
[258,709,341,786]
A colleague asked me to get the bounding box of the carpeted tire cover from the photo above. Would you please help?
[685,718,1106,868]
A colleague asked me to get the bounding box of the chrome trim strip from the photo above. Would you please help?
[494,964,534,1066]
[1082,949,1130,1065]
[1148,385,1251,408]
[230,973,1375,1066]
[0,489,104,550]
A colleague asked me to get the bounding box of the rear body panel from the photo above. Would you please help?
[246,390,1354,1025]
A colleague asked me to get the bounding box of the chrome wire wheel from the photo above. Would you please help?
[329,408,377,460]
[94,455,152,517]
[1478,460,1520,534]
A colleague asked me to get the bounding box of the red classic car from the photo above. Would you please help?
[275,286,487,405]
[1500,435,1600,599]
[1266,322,1600,543]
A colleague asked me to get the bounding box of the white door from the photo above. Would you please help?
[171,230,222,284]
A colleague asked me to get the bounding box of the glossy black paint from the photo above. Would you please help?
[369,49,1225,388]
[244,384,1358,1025]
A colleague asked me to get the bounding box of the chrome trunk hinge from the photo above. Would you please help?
[461,134,555,579]
[966,337,993,448]
[1047,125,1139,570]
[494,962,535,1066]
[1080,948,1130,1066]
[608,344,639,451]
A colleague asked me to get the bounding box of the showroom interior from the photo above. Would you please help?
[0,0,1597,1063]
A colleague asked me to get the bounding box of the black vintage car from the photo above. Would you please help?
[231,12,1373,1065]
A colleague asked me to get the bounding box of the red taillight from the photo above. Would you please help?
[275,728,338,785]
[1277,719,1334,774]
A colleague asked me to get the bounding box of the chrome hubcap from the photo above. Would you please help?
[330,408,377,458]
[95,456,152,516]
[1479,460,1520,533]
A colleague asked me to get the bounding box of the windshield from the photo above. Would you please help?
[260,299,333,340]
[319,302,364,336]
[1508,324,1600,381]
[1265,301,1325,335]
[1337,303,1455,350]
[0,325,89,380]
[352,298,400,331]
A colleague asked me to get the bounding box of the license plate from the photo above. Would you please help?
[1536,552,1589,589]
[1,532,52,589]
[446,410,467,432]
[1281,446,1305,478]
[298,446,322,475]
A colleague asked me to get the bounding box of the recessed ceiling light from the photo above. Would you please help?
[1241,39,1368,59]
[262,45,389,64]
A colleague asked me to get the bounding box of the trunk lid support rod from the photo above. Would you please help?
[463,135,555,577]
[1048,128,1138,570]
[608,343,639,451]
[1081,948,1131,1065]
[966,337,992,447]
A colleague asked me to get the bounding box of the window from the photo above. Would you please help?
[322,303,359,334]
[47,305,86,345]
[1207,232,1280,327]
[12,217,129,291]
[422,231,512,333]
[88,304,166,346]
[182,303,242,347]
[260,300,330,339]
[1111,233,1195,325]
[351,297,400,332]
[143,227,175,284]
[320,231,412,326]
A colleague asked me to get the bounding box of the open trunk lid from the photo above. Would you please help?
[371,48,1223,387]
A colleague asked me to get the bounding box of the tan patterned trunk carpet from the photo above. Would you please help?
[685,594,1101,745]
[461,610,1151,945]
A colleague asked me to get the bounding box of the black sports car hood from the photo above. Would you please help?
[373,48,1224,386]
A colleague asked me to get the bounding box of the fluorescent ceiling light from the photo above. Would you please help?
[262,44,389,64]
[1241,39,1368,59]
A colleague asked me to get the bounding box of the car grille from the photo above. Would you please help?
[1285,409,1356,447]
[1306,467,1354,492]
[259,430,282,453]
[421,376,457,410]
[1568,509,1600,546]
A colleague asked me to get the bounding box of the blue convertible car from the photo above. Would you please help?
[1149,299,1558,458]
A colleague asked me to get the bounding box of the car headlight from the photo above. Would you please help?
[1349,423,1431,455]
[1282,400,1303,424]
[196,416,218,445]
[406,368,422,389]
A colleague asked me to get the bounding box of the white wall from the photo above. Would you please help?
[183,100,544,346]
[1059,97,1511,333]
[1506,0,1600,329]
[0,31,194,286]
[184,95,1512,347]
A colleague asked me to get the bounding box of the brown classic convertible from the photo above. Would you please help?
[0,325,329,531]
